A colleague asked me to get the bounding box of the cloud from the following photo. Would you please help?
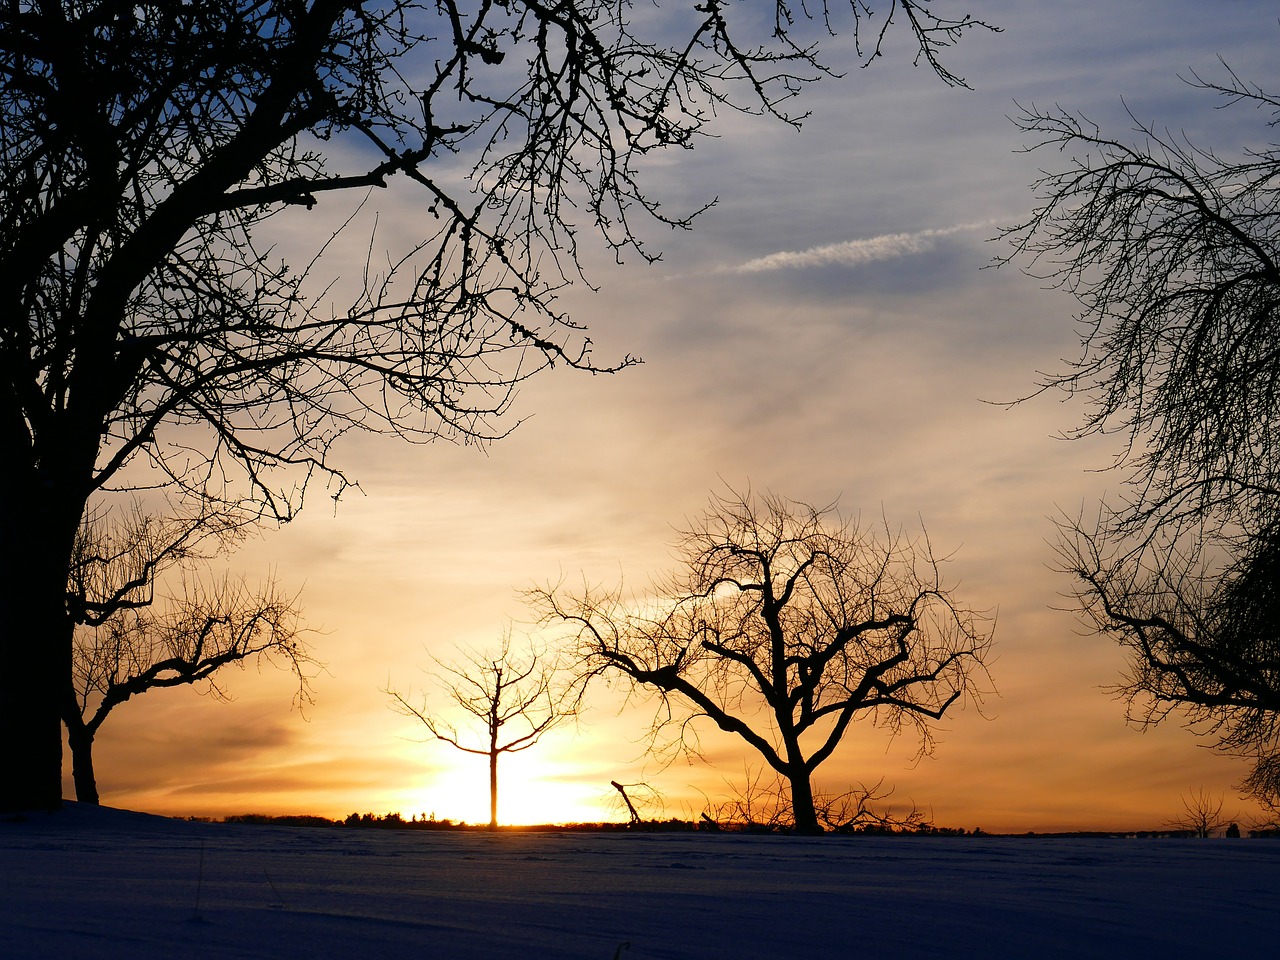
[726,220,999,274]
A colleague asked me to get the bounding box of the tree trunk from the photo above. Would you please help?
[489,750,498,830]
[0,632,66,811]
[788,769,823,835]
[0,469,83,812]
[65,721,100,805]
[0,547,72,811]
[780,726,823,834]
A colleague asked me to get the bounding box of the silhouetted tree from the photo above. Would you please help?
[1004,52,1280,808]
[1167,787,1229,838]
[1058,516,1280,810]
[0,0,995,810]
[609,780,661,826]
[68,572,311,804]
[61,505,312,803]
[534,490,993,834]
[389,635,572,828]
[1004,62,1280,543]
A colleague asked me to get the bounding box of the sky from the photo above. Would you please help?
[71,0,1280,832]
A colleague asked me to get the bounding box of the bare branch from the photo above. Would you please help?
[1054,510,1280,809]
[387,632,575,828]
[64,509,315,804]
[532,487,993,833]
[1003,43,1280,818]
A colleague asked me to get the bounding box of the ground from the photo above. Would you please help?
[1,804,1275,958]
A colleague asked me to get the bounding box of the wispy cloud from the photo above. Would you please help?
[726,220,999,274]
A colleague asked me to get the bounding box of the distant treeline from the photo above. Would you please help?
[221,812,697,831]
[211,812,1280,838]
[214,812,967,835]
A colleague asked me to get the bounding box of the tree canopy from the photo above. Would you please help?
[1004,69,1280,542]
[535,490,993,834]
[1006,52,1280,809]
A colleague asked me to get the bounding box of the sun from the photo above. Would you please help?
[406,749,618,826]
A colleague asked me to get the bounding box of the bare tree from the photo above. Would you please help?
[389,635,571,829]
[609,780,664,827]
[534,490,993,835]
[63,505,313,803]
[1167,787,1229,838]
[1003,64,1280,544]
[68,570,313,805]
[1057,514,1280,809]
[610,780,644,826]
[815,779,929,834]
[1003,52,1280,808]
[1,1,995,811]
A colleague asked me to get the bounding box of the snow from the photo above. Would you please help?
[2,804,1275,959]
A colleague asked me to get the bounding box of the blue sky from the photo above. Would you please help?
[79,0,1280,830]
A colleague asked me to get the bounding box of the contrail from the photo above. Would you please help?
[728,220,999,274]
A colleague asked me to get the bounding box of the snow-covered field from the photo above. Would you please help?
[2,804,1275,959]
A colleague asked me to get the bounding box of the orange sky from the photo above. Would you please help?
[68,0,1279,833]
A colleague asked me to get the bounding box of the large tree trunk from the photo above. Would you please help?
[0,527,74,811]
[779,727,823,834]
[788,768,823,835]
[0,628,66,811]
[0,466,84,812]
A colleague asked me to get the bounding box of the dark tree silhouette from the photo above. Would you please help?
[388,635,571,829]
[68,569,312,804]
[1004,52,1280,807]
[1003,65,1280,542]
[1167,787,1229,838]
[1058,515,1280,808]
[64,504,312,803]
[0,0,994,810]
[610,780,647,826]
[534,490,993,835]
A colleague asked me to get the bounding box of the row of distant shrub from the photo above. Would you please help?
[215,812,971,835]
[211,812,1280,838]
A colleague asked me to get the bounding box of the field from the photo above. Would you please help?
[1,804,1275,959]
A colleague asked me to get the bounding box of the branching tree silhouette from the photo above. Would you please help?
[1003,53,1280,807]
[700,767,926,833]
[1057,515,1280,807]
[0,0,995,810]
[533,490,993,835]
[1004,67,1280,541]
[64,505,312,803]
[389,636,571,829]
[1167,787,1229,838]
[68,568,312,805]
